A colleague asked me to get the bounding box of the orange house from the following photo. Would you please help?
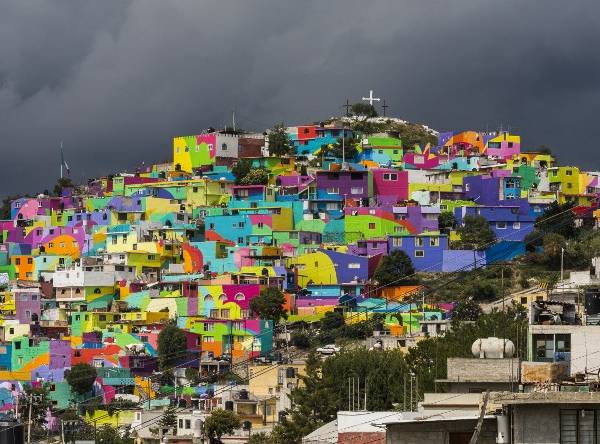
[12,255,35,280]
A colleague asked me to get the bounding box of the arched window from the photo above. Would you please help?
[235,293,244,301]
[219,294,227,304]
[203,295,213,304]
[94,288,101,294]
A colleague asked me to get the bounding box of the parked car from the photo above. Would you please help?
[316,344,340,355]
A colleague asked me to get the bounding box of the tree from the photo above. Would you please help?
[54,177,74,196]
[231,159,252,185]
[372,250,418,287]
[96,425,134,444]
[463,281,498,301]
[290,332,311,349]
[322,136,359,160]
[248,432,274,444]
[185,367,201,385]
[65,363,97,396]
[542,233,567,268]
[438,211,457,234]
[391,122,438,148]
[1,195,20,220]
[157,323,188,370]
[320,311,345,331]
[456,215,496,250]
[451,300,482,321]
[351,103,378,118]
[268,123,293,157]
[276,352,338,443]
[249,287,288,325]
[535,201,576,239]
[18,383,52,438]
[159,405,178,430]
[239,168,269,185]
[204,409,241,444]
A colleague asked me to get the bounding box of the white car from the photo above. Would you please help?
[316,344,340,355]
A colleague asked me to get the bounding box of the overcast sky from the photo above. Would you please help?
[1,0,600,196]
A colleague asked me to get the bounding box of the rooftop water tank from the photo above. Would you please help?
[471,337,515,359]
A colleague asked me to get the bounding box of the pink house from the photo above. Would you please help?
[372,169,408,204]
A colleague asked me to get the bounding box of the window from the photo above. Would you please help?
[185,419,191,429]
[235,293,244,301]
[350,187,364,195]
[221,143,228,151]
[560,409,600,444]
[15,341,21,350]
[415,237,424,247]
[112,237,117,245]
[415,250,424,258]
[368,223,376,230]
[513,222,521,229]
[348,263,361,269]
[238,221,245,228]
[204,323,214,332]
[326,203,338,211]
[350,172,362,180]
[237,189,249,197]
[465,183,470,192]
[257,222,264,229]
[566,170,573,176]
[203,337,214,343]
[179,419,184,429]
[392,237,402,247]
[237,237,244,244]
[326,187,339,194]
[430,237,439,247]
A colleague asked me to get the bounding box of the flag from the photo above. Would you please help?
[60,142,70,176]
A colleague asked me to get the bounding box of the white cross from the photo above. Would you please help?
[361,90,381,106]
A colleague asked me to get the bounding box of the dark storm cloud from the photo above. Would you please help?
[1,0,600,195]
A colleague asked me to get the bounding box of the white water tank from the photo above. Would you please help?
[471,337,515,359]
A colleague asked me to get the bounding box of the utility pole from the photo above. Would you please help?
[560,247,565,283]
[27,393,32,444]
[147,376,152,410]
[27,393,42,444]
[382,99,389,117]
[469,391,490,444]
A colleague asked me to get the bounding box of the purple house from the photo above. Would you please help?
[392,205,440,233]
[315,170,372,202]
[347,239,389,257]
[14,288,41,324]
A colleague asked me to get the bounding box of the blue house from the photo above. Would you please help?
[388,234,448,272]
[455,205,534,242]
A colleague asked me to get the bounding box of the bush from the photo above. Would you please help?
[290,332,311,349]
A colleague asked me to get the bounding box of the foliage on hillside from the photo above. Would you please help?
[258,307,526,443]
